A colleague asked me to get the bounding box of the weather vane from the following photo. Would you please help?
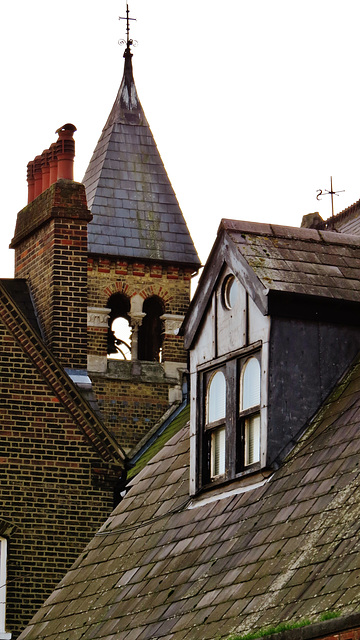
[316,176,344,218]
[119,4,137,49]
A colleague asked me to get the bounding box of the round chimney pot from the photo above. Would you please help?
[27,161,35,203]
[33,155,43,198]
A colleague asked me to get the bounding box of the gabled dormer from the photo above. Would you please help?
[183,219,360,495]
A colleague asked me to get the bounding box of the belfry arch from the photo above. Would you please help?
[107,293,131,359]
[138,296,165,362]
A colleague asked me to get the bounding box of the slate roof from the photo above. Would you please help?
[19,350,360,640]
[322,200,360,235]
[83,48,200,269]
[222,219,360,300]
[128,403,190,480]
[183,220,360,347]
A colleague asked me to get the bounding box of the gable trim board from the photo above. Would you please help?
[0,280,125,466]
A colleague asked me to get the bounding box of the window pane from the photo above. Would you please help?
[207,371,226,423]
[211,427,226,477]
[245,414,260,465]
[242,357,260,410]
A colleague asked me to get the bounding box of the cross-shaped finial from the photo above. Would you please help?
[316,176,345,218]
[119,3,136,50]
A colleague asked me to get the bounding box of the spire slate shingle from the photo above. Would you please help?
[83,48,200,268]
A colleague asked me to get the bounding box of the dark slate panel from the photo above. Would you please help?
[1,279,42,336]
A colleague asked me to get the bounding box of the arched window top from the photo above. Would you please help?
[107,293,131,358]
[222,274,240,309]
[142,295,164,316]
[107,292,131,319]
[241,357,260,410]
[207,370,226,423]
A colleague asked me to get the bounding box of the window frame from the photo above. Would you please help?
[197,344,262,490]
[238,354,261,471]
[203,367,228,481]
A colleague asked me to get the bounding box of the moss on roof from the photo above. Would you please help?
[127,403,190,480]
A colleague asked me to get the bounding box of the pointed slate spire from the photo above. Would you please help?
[83,46,200,268]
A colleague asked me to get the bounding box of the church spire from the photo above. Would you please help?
[82,9,200,269]
[104,5,144,129]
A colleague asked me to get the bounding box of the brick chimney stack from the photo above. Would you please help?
[11,124,92,370]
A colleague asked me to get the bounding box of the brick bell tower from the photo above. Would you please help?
[83,32,200,450]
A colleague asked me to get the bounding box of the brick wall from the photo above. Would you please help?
[11,181,91,370]
[91,373,172,448]
[87,257,192,448]
[88,257,192,364]
[320,628,360,640]
[0,319,118,638]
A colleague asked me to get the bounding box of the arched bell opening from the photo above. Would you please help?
[107,293,131,359]
[138,296,165,362]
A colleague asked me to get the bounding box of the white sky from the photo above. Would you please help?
[1,1,360,278]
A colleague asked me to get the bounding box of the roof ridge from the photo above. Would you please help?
[221,218,360,247]
[0,281,125,466]
[323,197,360,227]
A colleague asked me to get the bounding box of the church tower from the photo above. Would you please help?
[84,25,200,450]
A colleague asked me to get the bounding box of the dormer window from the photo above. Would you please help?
[198,347,262,489]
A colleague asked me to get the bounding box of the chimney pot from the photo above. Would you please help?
[33,155,43,199]
[27,161,35,204]
[41,149,51,192]
[49,143,58,186]
[55,123,76,180]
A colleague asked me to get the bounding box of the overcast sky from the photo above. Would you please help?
[1,1,359,278]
